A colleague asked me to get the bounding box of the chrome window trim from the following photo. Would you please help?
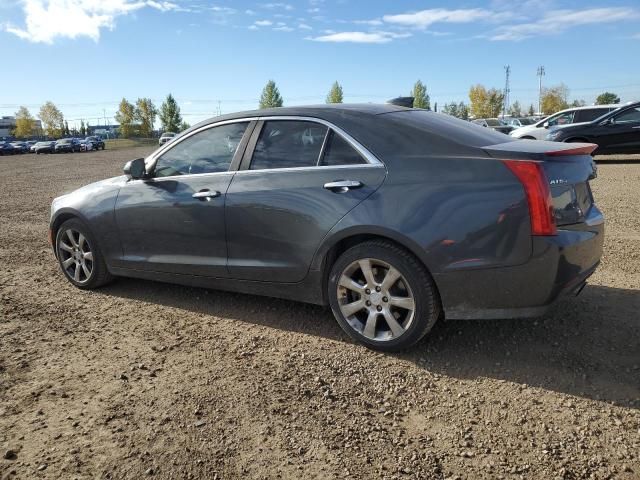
[145,115,382,175]
[127,171,236,184]
[234,163,384,175]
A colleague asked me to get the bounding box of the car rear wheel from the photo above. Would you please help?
[55,219,113,289]
[328,240,440,351]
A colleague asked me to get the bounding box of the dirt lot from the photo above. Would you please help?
[1,148,638,480]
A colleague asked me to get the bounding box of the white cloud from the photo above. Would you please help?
[262,2,292,11]
[353,18,383,26]
[491,7,639,40]
[253,19,272,26]
[298,23,312,30]
[245,9,256,15]
[3,0,185,43]
[383,8,493,28]
[308,30,410,44]
[248,24,258,30]
[273,25,293,31]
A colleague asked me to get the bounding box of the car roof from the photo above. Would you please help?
[191,103,411,129]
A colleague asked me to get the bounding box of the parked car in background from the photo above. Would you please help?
[54,138,81,153]
[0,141,17,155]
[86,136,105,150]
[546,101,640,154]
[10,141,30,153]
[25,140,37,152]
[159,132,176,145]
[35,141,56,154]
[79,139,92,152]
[510,105,618,140]
[471,118,514,134]
[49,104,604,351]
[506,117,537,128]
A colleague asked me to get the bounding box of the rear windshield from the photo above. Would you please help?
[485,119,502,126]
[383,110,512,148]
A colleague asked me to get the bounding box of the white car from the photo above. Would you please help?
[509,105,618,140]
[158,132,176,145]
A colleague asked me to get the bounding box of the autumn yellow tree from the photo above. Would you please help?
[541,84,569,115]
[14,106,35,138]
[468,85,504,118]
[38,101,64,138]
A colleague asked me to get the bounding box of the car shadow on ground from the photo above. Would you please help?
[100,280,639,408]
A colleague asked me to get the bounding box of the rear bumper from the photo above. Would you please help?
[435,206,604,320]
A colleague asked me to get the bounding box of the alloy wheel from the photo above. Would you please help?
[58,228,94,284]
[337,258,415,341]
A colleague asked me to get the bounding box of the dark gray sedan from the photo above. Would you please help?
[49,104,604,351]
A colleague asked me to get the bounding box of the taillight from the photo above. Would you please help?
[503,160,557,236]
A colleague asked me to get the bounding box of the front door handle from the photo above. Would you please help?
[192,189,221,201]
[323,180,363,193]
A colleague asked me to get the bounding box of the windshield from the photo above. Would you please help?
[485,119,502,126]
[57,139,71,144]
[162,133,176,138]
[518,118,535,125]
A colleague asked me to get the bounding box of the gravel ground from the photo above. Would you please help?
[1,148,638,480]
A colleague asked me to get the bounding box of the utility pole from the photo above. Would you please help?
[537,65,545,115]
[503,65,510,118]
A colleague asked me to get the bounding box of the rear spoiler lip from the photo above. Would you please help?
[482,140,598,161]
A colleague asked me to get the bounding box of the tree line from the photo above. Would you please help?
[8,82,623,139]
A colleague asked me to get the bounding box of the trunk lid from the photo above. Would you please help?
[483,140,597,226]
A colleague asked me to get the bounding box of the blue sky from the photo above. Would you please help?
[1,0,639,128]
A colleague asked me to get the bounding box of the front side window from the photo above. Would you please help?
[154,122,248,178]
[320,131,366,166]
[614,107,640,124]
[250,121,327,170]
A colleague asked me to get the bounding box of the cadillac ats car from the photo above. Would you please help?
[49,104,604,351]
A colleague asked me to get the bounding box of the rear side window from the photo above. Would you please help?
[574,109,608,122]
[548,111,574,126]
[320,131,366,166]
[250,120,327,170]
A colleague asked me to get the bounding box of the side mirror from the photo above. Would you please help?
[124,158,146,179]
[543,121,550,129]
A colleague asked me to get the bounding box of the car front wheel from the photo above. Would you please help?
[55,219,113,289]
[328,240,440,351]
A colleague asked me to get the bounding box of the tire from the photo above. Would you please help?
[328,240,440,352]
[55,218,114,289]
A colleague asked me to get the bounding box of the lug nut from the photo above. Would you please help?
[365,289,371,295]
[382,296,388,302]
[376,306,382,312]
[365,300,371,306]
[375,286,381,292]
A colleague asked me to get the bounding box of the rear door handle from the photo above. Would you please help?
[192,189,221,201]
[323,180,363,193]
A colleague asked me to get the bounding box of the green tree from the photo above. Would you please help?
[508,101,522,117]
[571,99,586,107]
[541,84,569,114]
[326,81,344,104]
[179,120,191,132]
[159,93,183,133]
[595,92,620,105]
[411,80,430,109]
[14,106,35,138]
[135,98,157,138]
[115,98,136,138]
[64,120,70,136]
[259,80,283,109]
[434,102,438,112]
[528,104,535,116]
[457,102,469,120]
[38,101,64,138]
[487,88,505,117]
[79,119,86,136]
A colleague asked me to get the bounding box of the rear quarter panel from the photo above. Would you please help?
[314,155,531,275]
